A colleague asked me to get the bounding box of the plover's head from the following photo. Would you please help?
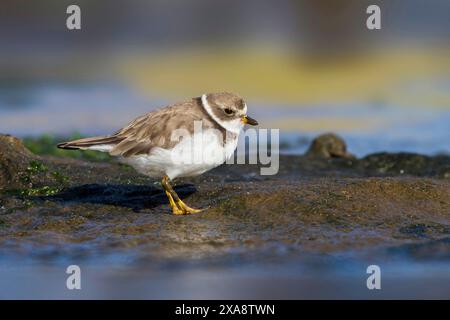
[201,92,258,134]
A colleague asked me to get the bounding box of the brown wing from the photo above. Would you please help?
[58,98,215,157]
[57,135,125,150]
[109,98,211,157]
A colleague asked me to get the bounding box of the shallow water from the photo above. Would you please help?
[0,82,449,157]
[1,245,449,299]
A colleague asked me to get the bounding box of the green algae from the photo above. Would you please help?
[23,133,112,162]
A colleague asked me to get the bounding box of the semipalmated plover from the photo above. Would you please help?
[58,92,258,214]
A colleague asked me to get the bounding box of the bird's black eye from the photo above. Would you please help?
[224,108,233,115]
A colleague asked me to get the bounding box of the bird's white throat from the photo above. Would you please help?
[201,94,244,134]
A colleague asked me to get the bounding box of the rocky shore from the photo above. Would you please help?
[0,133,449,263]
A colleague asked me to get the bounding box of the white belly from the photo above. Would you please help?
[120,129,238,180]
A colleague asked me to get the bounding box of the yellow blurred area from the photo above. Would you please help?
[116,46,450,107]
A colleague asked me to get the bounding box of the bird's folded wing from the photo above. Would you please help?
[110,102,203,157]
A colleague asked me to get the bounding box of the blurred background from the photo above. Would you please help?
[0,0,450,299]
[0,0,449,156]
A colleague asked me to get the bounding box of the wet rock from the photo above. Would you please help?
[305,133,356,160]
[0,134,448,263]
[0,134,77,194]
[0,134,38,190]
[302,134,449,178]
[359,152,450,178]
[1,175,449,262]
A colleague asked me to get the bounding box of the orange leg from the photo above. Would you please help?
[161,175,202,215]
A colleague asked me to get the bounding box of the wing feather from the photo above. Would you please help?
[58,97,214,157]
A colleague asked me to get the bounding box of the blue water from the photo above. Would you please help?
[1,245,449,299]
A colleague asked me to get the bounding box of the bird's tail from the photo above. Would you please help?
[57,135,123,151]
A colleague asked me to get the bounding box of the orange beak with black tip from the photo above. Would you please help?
[242,115,258,126]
